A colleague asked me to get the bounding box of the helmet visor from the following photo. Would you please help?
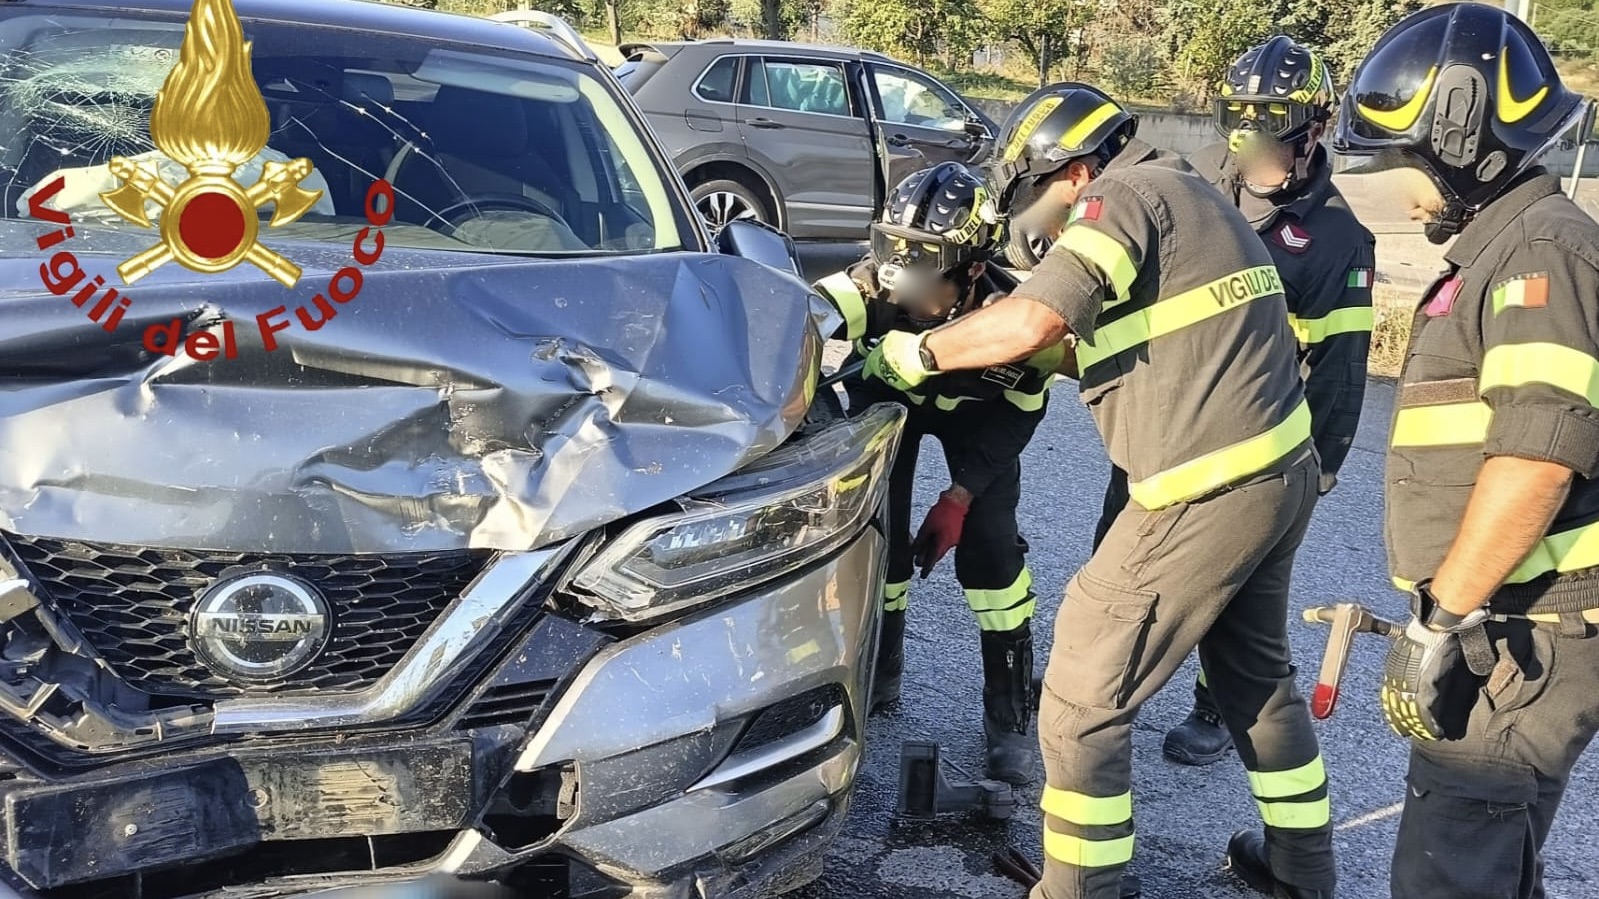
[1214,98,1320,141]
[870,223,966,280]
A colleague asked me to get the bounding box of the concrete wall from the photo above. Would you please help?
[969,98,1599,178]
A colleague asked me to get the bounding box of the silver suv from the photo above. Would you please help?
[0,1,902,896]
[618,39,998,238]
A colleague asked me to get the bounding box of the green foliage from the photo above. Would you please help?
[1540,0,1599,59]
[1099,35,1166,99]
[979,0,1092,82]
[836,0,984,65]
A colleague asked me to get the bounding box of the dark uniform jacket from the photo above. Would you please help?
[813,260,1059,499]
[1189,142,1377,494]
[1387,171,1599,615]
[1019,139,1311,509]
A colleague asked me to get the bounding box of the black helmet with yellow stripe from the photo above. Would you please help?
[870,161,999,292]
[1333,3,1587,224]
[989,82,1138,214]
[1216,36,1334,150]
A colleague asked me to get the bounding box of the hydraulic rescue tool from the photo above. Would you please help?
[818,358,866,389]
[1302,603,1401,719]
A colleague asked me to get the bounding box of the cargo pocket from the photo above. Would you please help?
[1481,623,1553,737]
[1117,500,1190,578]
[1395,751,1537,896]
[1052,571,1157,711]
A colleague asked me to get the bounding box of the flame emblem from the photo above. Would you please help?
[98,0,322,287]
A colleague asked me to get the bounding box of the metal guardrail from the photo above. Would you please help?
[486,9,598,63]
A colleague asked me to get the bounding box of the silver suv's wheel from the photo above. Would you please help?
[691,178,773,229]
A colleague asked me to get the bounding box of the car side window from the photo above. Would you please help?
[871,66,966,131]
[755,59,848,117]
[695,55,738,103]
[741,57,769,107]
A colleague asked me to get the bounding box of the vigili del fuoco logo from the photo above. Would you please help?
[25,0,396,361]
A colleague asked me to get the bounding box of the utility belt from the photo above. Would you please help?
[1490,604,1599,627]
[1485,570,1599,619]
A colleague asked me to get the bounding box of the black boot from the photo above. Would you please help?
[1162,678,1233,766]
[870,609,905,715]
[1225,831,1333,899]
[980,623,1038,785]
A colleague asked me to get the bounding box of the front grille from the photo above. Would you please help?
[459,679,560,730]
[2,533,491,699]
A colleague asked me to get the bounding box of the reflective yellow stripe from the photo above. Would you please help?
[1359,66,1436,131]
[1060,101,1121,152]
[1041,788,1132,826]
[1498,56,1549,124]
[973,601,1035,632]
[1128,400,1310,509]
[1390,401,1492,447]
[1196,666,1209,689]
[1028,341,1068,375]
[1077,265,1283,368]
[1480,342,1599,406]
[967,570,1035,631]
[1043,830,1136,868]
[1247,756,1326,799]
[884,580,909,612]
[816,272,869,341]
[934,395,965,411]
[1287,306,1374,345]
[1508,519,1599,584]
[1056,226,1137,300]
[1256,796,1331,829]
[1004,386,1049,411]
[1003,96,1063,161]
[965,569,1032,609]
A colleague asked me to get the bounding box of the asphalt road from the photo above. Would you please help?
[786,246,1599,899]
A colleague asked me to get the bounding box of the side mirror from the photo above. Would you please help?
[714,219,802,277]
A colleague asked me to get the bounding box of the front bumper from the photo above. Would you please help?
[0,526,885,898]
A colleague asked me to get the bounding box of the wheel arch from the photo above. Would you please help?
[681,159,785,231]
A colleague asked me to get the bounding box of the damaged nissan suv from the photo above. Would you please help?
[0,0,903,896]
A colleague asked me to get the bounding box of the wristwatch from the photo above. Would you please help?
[1415,580,1488,632]
[917,336,940,373]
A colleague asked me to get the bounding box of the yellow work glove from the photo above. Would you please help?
[864,330,937,391]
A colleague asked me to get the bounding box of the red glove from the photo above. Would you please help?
[911,491,970,578]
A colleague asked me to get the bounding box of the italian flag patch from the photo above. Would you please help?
[1069,196,1103,224]
[1346,268,1372,289]
[1492,273,1550,314]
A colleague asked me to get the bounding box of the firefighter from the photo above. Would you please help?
[812,161,1060,786]
[1332,5,1599,897]
[867,83,1336,899]
[1112,36,1378,768]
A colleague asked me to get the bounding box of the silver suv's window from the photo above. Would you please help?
[871,66,966,131]
[747,59,849,117]
[693,55,738,103]
[0,11,684,257]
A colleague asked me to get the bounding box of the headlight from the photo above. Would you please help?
[569,403,906,622]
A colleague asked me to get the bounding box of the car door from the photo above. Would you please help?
[864,63,993,193]
[734,55,877,239]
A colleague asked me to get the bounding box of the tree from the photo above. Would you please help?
[836,0,984,66]
[981,0,1096,86]
[1099,36,1166,99]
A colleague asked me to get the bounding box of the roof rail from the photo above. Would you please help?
[487,10,598,63]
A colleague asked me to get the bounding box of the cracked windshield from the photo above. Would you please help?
[0,11,682,257]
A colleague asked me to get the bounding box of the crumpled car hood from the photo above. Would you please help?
[0,223,828,554]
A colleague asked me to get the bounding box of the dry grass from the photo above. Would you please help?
[1369,286,1413,379]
